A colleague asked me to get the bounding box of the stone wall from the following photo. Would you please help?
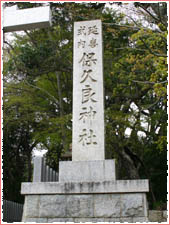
[148,210,167,222]
[22,193,148,223]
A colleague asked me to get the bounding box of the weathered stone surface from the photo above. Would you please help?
[21,179,149,194]
[25,218,48,223]
[24,195,39,218]
[148,210,168,222]
[33,157,44,182]
[39,195,66,218]
[59,160,116,182]
[48,218,74,222]
[143,192,149,217]
[22,193,149,223]
[74,217,133,223]
[120,217,133,223]
[94,194,121,217]
[72,20,105,161]
[104,217,133,223]
[23,217,149,223]
[148,210,163,222]
[163,210,167,220]
[66,195,93,217]
[133,217,149,223]
[121,193,145,217]
[74,218,105,223]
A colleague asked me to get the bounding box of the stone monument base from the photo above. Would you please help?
[59,160,116,182]
[21,160,149,222]
[21,179,149,223]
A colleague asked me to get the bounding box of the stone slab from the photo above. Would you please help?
[121,193,145,217]
[163,210,168,219]
[3,6,51,32]
[72,20,105,161]
[22,193,148,222]
[23,195,40,218]
[21,179,149,194]
[66,195,94,218]
[149,210,164,222]
[59,160,116,182]
[23,217,149,223]
[94,194,121,217]
[39,195,66,218]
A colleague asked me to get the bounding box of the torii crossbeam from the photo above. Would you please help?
[3,5,51,33]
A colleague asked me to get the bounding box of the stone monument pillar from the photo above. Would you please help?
[21,20,150,223]
[59,20,116,183]
[72,20,104,161]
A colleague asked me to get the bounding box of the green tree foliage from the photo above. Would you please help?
[104,2,167,209]
[3,3,167,208]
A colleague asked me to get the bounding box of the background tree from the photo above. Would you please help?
[104,2,167,208]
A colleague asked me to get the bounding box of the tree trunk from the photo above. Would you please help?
[56,72,67,151]
[120,149,140,179]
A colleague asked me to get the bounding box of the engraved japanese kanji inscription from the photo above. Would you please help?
[72,20,105,161]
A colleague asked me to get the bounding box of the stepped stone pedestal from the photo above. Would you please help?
[21,159,149,223]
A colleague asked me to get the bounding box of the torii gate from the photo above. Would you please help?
[1,5,51,166]
[3,5,51,33]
